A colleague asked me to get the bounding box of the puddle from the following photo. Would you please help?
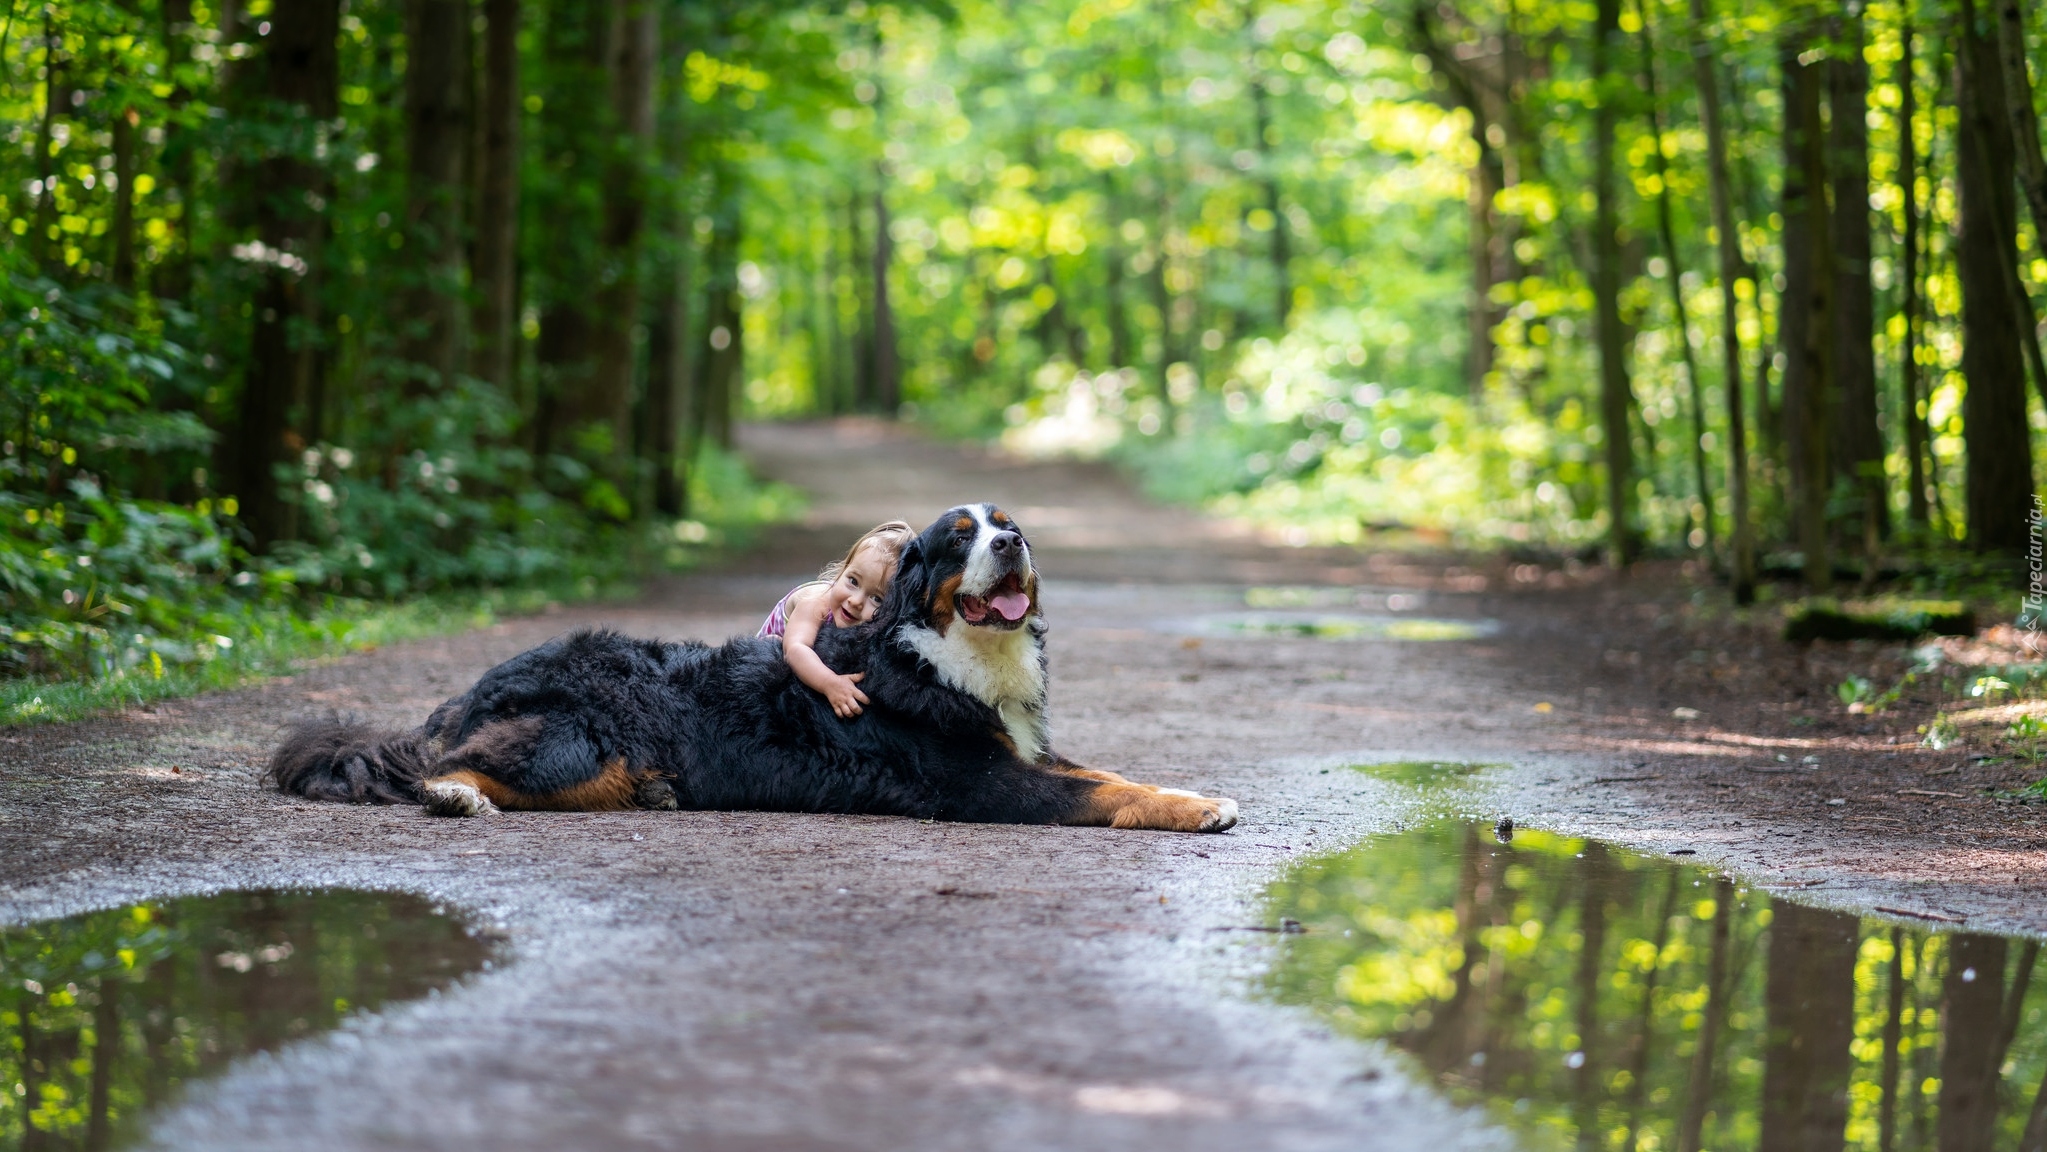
[1267,818,2047,1151]
[1245,586,1429,611]
[2,889,497,1149]
[1349,761,1502,788]
[1171,613,1498,642]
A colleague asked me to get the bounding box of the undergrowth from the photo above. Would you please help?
[1,444,802,727]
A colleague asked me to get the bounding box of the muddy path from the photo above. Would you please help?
[3,419,2039,1150]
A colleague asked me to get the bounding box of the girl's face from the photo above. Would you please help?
[831,542,896,626]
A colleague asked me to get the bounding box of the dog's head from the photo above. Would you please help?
[884,503,1039,636]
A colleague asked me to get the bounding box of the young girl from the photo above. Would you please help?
[759,520,915,718]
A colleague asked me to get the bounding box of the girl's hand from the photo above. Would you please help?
[825,672,869,718]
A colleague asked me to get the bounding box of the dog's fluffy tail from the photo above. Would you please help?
[267,720,431,805]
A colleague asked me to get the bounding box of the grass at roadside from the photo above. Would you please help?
[1,450,805,727]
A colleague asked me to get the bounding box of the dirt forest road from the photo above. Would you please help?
[5,420,2044,1151]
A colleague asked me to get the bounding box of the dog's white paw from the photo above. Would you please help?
[423,780,497,818]
[1199,798,1239,833]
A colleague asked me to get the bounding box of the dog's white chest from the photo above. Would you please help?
[902,623,1048,762]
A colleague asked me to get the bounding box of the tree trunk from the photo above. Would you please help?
[697,169,743,451]
[1464,111,1504,400]
[1690,0,1755,602]
[32,9,60,272]
[1758,903,1858,1152]
[1251,76,1291,329]
[1779,29,1834,591]
[871,179,900,415]
[1829,14,1885,555]
[402,0,470,397]
[530,0,611,460]
[1591,0,1637,567]
[231,0,338,549]
[154,0,196,301]
[111,106,137,289]
[646,266,687,517]
[571,0,656,476]
[1936,934,2007,1152]
[1955,0,2035,552]
[1100,174,1133,370]
[846,192,874,409]
[1898,19,1931,528]
[1993,0,2047,243]
[1636,0,1714,558]
[469,0,521,395]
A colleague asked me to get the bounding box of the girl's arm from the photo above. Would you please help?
[781,590,870,718]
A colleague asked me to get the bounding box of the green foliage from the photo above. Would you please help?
[1784,598,1976,643]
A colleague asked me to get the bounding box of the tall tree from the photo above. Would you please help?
[470,0,522,396]
[1897,17,1932,528]
[573,0,658,475]
[1954,0,2035,552]
[229,0,339,549]
[1250,73,1291,330]
[402,0,471,398]
[697,163,744,450]
[1635,0,1713,558]
[1689,0,1755,601]
[110,104,137,289]
[1778,26,1834,591]
[153,0,197,302]
[1828,10,1884,555]
[1992,0,2047,255]
[870,180,900,414]
[1591,0,1638,566]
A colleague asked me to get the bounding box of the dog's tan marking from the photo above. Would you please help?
[929,572,963,635]
[422,757,641,813]
[990,509,1013,527]
[1068,781,1238,832]
[1050,762,1135,785]
[953,515,975,532]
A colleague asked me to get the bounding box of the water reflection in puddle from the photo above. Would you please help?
[1174,613,1498,642]
[2,889,496,1149]
[1268,819,2046,1151]
[1350,761,1502,788]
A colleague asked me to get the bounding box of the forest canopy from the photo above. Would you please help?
[1,0,2042,691]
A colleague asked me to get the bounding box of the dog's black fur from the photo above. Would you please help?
[269,505,1237,831]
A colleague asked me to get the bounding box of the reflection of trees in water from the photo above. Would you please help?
[1,890,490,1149]
[1266,820,2047,1151]
[1759,902,1856,1152]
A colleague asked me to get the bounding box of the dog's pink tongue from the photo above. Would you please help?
[990,592,1031,621]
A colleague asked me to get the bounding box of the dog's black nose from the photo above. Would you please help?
[989,531,1020,555]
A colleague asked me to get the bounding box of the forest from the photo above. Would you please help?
[1,0,2043,701]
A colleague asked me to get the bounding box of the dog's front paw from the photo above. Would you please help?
[1082,783,1240,833]
[1198,797,1239,832]
[423,779,498,818]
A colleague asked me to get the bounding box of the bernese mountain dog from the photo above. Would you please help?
[268,504,1239,833]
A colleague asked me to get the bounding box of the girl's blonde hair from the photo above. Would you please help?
[820,520,916,582]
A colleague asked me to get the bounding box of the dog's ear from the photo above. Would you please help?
[878,536,928,628]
